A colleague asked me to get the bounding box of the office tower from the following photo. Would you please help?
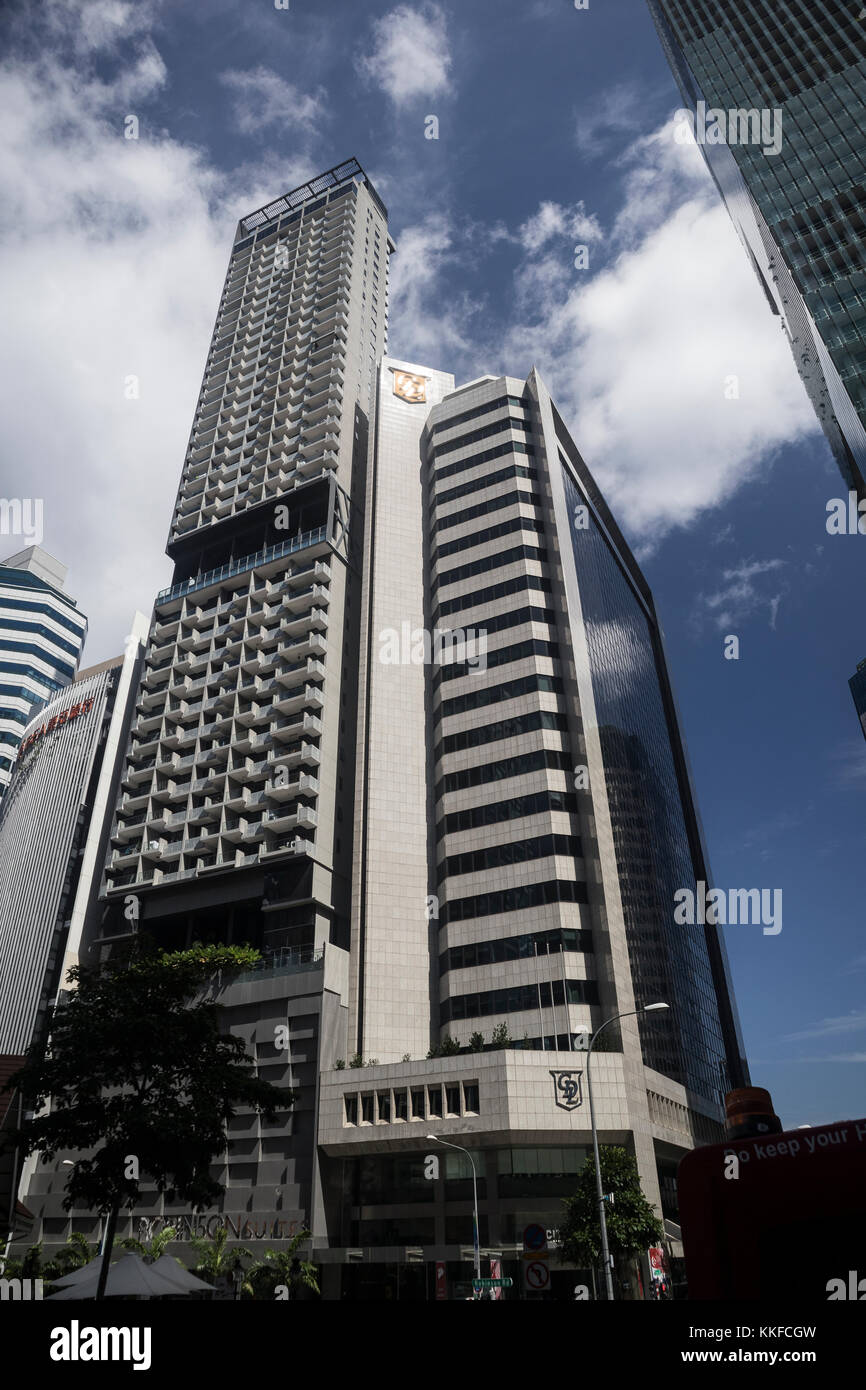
[16,161,393,1261]
[0,625,145,1233]
[315,361,748,1298]
[0,547,87,796]
[648,0,866,499]
[0,624,146,1057]
[850,657,866,742]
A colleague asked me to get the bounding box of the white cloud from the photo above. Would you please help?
[783,1011,866,1044]
[388,213,484,367]
[220,67,325,137]
[500,114,820,542]
[517,200,603,254]
[357,3,451,108]
[698,558,788,630]
[0,8,320,665]
[574,80,648,159]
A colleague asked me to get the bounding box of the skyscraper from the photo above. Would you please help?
[316,359,748,1296]
[0,623,146,1057]
[24,160,394,1263]
[0,547,88,796]
[18,166,747,1297]
[648,0,866,499]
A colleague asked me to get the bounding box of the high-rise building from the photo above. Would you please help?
[849,657,866,742]
[313,360,747,1297]
[0,547,88,796]
[0,624,146,1057]
[648,0,866,499]
[17,166,748,1298]
[0,625,146,1236]
[19,160,393,1263]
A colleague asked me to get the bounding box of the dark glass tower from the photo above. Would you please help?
[648,0,866,499]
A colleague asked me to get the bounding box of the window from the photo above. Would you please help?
[428,1086,443,1118]
[445,1085,460,1116]
[394,1089,408,1121]
[344,1095,358,1125]
[463,1082,479,1114]
[411,1088,425,1119]
[377,1091,391,1123]
[361,1093,374,1124]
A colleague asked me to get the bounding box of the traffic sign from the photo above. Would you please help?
[523,1223,547,1251]
[472,1278,513,1289]
[523,1261,550,1291]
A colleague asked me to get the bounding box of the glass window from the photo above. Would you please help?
[445,1085,460,1116]
[411,1088,425,1119]
[344,1095,358,1125]
[394,1089,408,1121]
[428,1086,443,1118]
[377,1091,391,1123]
[463,1083,479,1114]
[360,1093,373,1124]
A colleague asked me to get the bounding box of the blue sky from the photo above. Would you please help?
[1,0,863,1126]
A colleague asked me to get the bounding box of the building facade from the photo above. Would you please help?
[312,361,748,1297]
[15,166,748,1298]
[0,547,87,797]
[648,0,866,499]
[0,627,146,1058]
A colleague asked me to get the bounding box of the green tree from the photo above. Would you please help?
[559,1146,663,1270]
[190,1226,254,1295]
[250,1228,319,1300]
[490,1022,511,1049]
[119,1224,179,1263]
[468,1032,485,1053]
[4,942,290,1295]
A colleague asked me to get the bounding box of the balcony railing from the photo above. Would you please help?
[156,526,328,606]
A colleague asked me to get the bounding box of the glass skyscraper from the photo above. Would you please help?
[648,0,866,498]
[0,547,87,797]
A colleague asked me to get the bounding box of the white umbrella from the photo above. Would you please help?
[148,1254,215,1293]
[44,1251,191,1299]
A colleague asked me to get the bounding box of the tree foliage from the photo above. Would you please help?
[249,1228,319,1300]
[5,943,290,1215]
[559,1146,664,1266]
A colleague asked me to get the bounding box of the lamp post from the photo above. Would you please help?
[427,1134,481,1297]
[586,1002,669,1302]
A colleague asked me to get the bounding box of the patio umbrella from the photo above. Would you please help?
[48,1261,102,1289]
[148,1254,215,1293]
[44,1251,192,1299]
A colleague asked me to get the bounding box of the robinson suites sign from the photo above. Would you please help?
[136,1213,305,1242]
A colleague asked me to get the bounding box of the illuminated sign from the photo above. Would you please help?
[17,696,94,759]
[392,370,427,403]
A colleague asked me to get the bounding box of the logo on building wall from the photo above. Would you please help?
[17,697,95,760]
[392,370,427,403]
[550,1069,583,1111]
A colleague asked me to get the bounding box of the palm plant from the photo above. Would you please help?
[249,1228,319,1300]
[190,1226,254,1296]
[119,1225,178,1263]
[48,1231,99,1278]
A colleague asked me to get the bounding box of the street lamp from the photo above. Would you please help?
[427,1134,481,1297]
[586,1002,669,1302]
